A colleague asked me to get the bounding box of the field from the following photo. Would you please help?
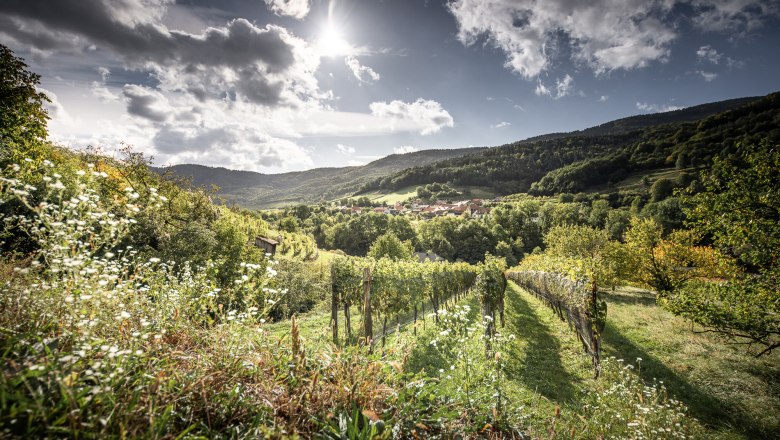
[267,282,779,439]
[360,185,498,205]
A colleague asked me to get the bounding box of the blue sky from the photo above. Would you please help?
[2,0,779,172]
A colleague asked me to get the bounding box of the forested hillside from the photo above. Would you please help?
[359,93,779,197]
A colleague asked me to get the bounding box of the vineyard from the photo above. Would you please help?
[1,44,779,439]
[2,149,779,438]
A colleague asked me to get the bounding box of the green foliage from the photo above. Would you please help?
[0,44,50,152]
[686,141,780,270]
[324,213,415,256]
[507,267,605,375]
[367,232,414,261]
[319,407,387,439]
[624,218,736,294]
[417,215,499,263]
[476,255,507,312]
[415,182,460,203]
[664,277,780,356]
[671,141,780,355]
[280,215,299,232]
[649,177,676,202]
[542,225,630,289]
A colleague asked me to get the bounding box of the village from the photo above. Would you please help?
[336,198,492,218]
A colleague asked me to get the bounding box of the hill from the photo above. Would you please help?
[159,94,773,208]
[362,92,778,197]
[157,147,486,209]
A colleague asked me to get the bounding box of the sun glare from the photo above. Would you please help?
[318,23,353,57]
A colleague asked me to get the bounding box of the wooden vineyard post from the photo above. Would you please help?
[362,267,373,349]
[344,302,352,343]
[331,265,339,345]
[590,280,603,379]
[413,304,417,336]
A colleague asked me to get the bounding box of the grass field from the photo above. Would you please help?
[269,282,779,438]
[360,185,498,205]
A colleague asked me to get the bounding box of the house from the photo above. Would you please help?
[415,252,445,263]
[468,206,491,218]
[254,236,279,256]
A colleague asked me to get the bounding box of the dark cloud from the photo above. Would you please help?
[0,1,295,71]
[235,66,285,105]
[122,84,171,122]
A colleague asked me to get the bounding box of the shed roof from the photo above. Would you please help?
[256,236,279,245]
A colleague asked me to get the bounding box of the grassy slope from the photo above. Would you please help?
[500,283,779,439]
[269,281,779,438]
[362,185,498,205]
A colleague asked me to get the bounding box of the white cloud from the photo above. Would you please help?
[91,82,120,102]
[446,0,779,79]
[447,0,677,78]
[696,45,722,64]
[394,145,418,154]
[697,70,718,82]
[344,56,380,83]
[636,101,684,113]
[535,81,550,97]
[369,98,454,135]
[97,66,110,81]
[37,87,72,125]
[513,104,525,111]
[491,121,511,128]
[535,74,574,99]
[90,66,119,102]
[690,0,780,33]
[336,143,356,155]
[599,95,609,102]
[263,0,310,19]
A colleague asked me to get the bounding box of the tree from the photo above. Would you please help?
[280,216,299,233]
[367,232,414,261]
[0,44,50,150]
[649,178,676,202]
[624,218,735,294]
[671,141,780,356]
[687,141,780,270]
[543,224,630,289]
[675,152,689,169]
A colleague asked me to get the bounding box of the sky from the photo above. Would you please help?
[2,0,780,173]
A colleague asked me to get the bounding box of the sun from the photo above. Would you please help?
[317,23,353,58]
